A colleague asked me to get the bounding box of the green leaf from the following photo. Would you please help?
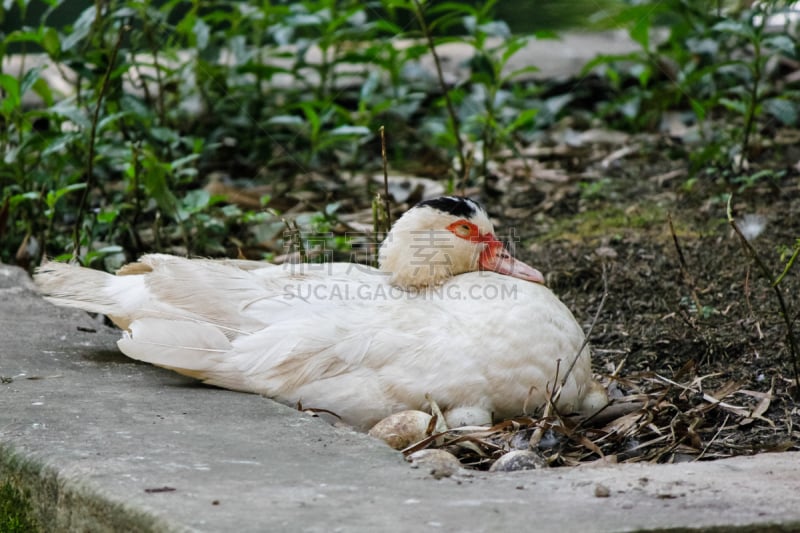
[763,34,796,55]
[0,74,20,114]
[170,153,201,170]
[580,52,643,77]
[713,20,754,40]
[298,102,322,137]
[689,99,706,122]
[97,111,132,132]
[533,30,558,40]
[51,102,91,129]
[41,27,60,57]
[502,65,539,84]
[476,19,511,39]
[41,132,81,155]
[9,191,39,210]
[150,127,180,144]
[499,37,528,65]
[32,76,54,106]
[329,125,371,136]
[267,115,304,126]
[3,29,44,45]
[142,164,178,215]
[763,98,797,126]
[503,108,539,134]
[359,70,380,104]
[45,182,86,210]
[95,245,123,254]
[719,97,747,115]
[181,189,210,213]
[96,210,118,224]
[61,5,96,52]
[629,18,650,51]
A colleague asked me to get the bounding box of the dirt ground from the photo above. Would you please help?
[482,128,800,466]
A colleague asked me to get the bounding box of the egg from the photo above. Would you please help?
[489,450,546,472]
[368,410,432,450]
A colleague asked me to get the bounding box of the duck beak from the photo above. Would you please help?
[479,243,545,284]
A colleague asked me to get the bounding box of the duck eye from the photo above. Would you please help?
[447,219,477,239]
[453,223,472,238]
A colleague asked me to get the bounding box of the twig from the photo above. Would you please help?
[379,125,391,227]
[668,213,703,314]
[726,194,800,392]
[282,218,307,263]
[528,390,555,448]
[739,17,767,172]
[460,149,474,196]
[696,413,729,461]
[72,23,128,262]
[371,193,389,267]
[410,0,466,174]
[562,262,609,387]
[145,25,167,128]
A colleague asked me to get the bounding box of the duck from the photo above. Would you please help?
[34,196,607,430]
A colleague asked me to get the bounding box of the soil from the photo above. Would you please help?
[482,128,800,466]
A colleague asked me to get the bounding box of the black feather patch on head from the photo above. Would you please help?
[416,196,483,218]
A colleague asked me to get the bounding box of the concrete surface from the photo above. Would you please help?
[2,262,800,532]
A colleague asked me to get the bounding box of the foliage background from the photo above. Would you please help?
[1,0,795,271]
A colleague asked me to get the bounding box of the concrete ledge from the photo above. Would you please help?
[2,263,800,532]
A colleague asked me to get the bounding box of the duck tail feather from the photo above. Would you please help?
[34,261,120,316]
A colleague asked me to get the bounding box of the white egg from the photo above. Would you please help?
[368,410,432,450]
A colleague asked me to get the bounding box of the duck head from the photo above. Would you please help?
[378,196,545,289]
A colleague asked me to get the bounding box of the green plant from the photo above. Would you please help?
[1,0,561,269]
[711,3,797,170]
[587,0,798,172]
[402,0,545,186]
[0,481,38,533]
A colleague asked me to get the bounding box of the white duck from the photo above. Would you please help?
[35,196,606,430]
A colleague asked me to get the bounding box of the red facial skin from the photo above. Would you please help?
[446,220,545,284]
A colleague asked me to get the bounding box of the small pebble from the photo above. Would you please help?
[594,246,618,259]
[594,483,611,498]
[407,449,462,479]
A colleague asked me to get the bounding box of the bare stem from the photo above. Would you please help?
[410,0,466,174]
[562,262,609,388]
[379,125,391,228]
[282,218,307,263]
[72,23,128,262]
[739,42,760,172]
[668,213,704,314]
